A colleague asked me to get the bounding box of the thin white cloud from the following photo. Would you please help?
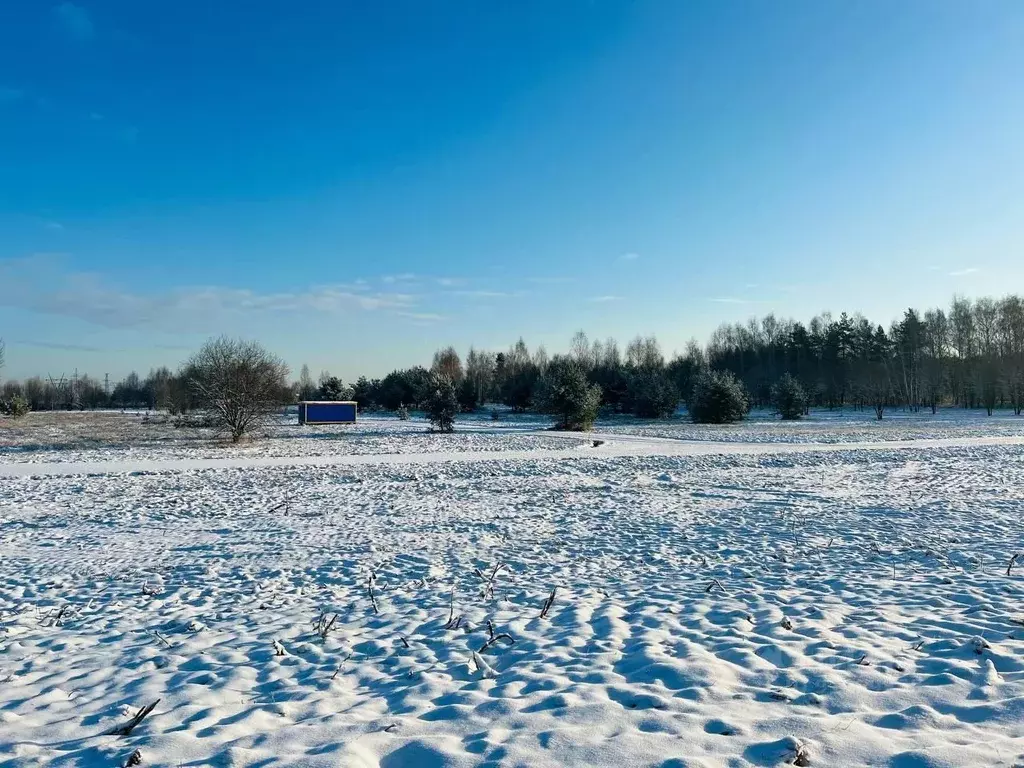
[710,297,749,304]
[527,276,575,285]
[451,290,511,298]
[588,295,622,303]
[0,257,423,332]
[436,277,465,287]
[16,339,103,352]
[53,2,95,41]
[949,267,980,277]
[382,273,417,284]
[397,311,444,322]
[619,252,640,261]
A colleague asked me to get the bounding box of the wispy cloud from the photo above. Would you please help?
[397,311,444,322]
[619,252,640,261]
[0,257,423,332]
[435,277,464,287]
[450,289,512,299]
[16,339,103,352]
[0,87,23,104]
[53,2,95,41]
[588,295,621,303]
[710,297,750,304]
[949,267,980,277]
[527,276,575,285]
[381,273,417,284]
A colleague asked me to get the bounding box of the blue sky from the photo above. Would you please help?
[2,1,1022,381]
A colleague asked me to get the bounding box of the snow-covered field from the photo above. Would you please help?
[2,411,1024,767]
[0,412,584,464]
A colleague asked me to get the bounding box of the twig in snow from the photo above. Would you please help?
[45,605,70,628]
[1007,554,1019,577]
[335,655,356,679]
[475,562,506,600]
[367,577,379,615]
[313,611,339,640]
[539,587,557,619]
[400,635,410,649]
[149,630,172,648]
[109,699,160,737]
[705,579,726,594]
[479,620,514,653]
[123,748,143,767]
[444,587,463,630]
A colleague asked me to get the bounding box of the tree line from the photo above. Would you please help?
[3,294,1023,430]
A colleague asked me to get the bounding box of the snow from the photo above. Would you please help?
[2,411,1024,766]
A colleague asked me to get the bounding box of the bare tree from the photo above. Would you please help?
[298,364,316,401]
[464,347,493,405]
[431,346,464,383]
[184,337,289,442]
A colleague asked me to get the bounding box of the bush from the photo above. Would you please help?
[534,359,602,431]
[184,337,289,442]
[689,369,749,424]
[424,374,458,432]
[0,394,30,418]
[626,371,679,418]
[771,373,807,420]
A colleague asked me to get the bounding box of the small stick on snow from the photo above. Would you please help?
[1007,554,1019,577]
[479,620,514,653]
[368,577,379,615]
[444,587,462,630]
[109,699,160,737]
[331,653,352,680]
[123,748,143,767]
[539,588,557,619]
[400,635,410,649]
[705,579,726,594]
[149,630,172,648]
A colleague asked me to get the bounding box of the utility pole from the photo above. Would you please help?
[104,373,110,398]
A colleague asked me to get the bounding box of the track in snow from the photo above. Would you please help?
[3,432,1023,477]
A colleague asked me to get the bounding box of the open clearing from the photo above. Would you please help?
[2,411,1024,767]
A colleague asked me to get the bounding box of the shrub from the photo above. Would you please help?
[534,359,602,431]
[183,337,289,442]
[771,373,807,420]
[0,394,30,418]
[626,371,679,418]
[689,369,749,424]
[424,374,458,432]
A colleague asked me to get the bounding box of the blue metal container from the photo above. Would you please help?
[298,401,357,425]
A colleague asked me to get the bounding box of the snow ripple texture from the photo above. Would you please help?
[2,432,1024,766]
